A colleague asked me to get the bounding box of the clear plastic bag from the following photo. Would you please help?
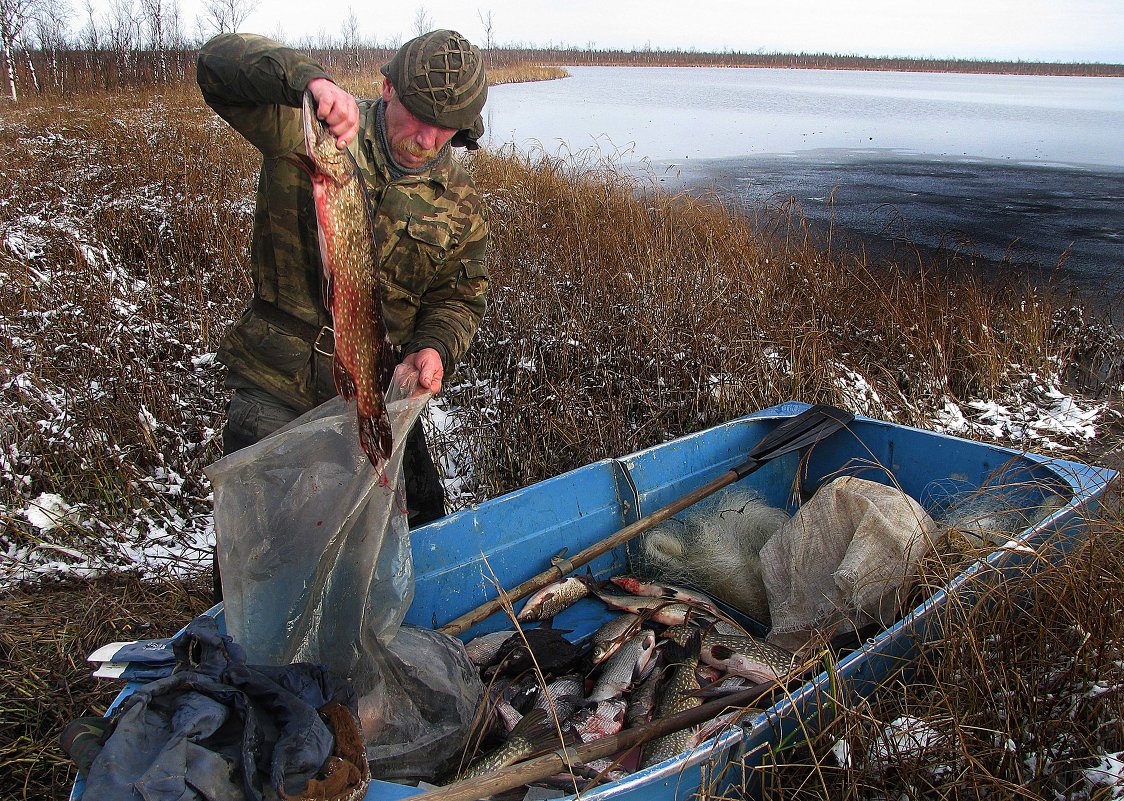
[205,366,483,781]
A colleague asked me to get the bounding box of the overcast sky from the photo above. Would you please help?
[86,0,1124,63]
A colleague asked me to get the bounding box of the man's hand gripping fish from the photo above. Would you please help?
[296,90,395,469]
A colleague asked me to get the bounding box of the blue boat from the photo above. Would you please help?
[71,401,1116,801]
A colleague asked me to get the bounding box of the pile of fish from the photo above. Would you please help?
[449,574,799,790]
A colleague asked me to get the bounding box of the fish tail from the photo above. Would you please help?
[334,358,356,400]
[357,409,393,471]
[376,412,393,463]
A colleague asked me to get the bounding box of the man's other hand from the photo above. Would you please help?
[307,77,359,148]
[401,349,444,395]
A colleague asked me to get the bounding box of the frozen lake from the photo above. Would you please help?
[484,67,1124,308]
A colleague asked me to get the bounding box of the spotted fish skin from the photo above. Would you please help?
[455,708,553,781]
[662,623,794,683]
[640,635,703,769]
[700,633,795,682]
[300,90,394,468]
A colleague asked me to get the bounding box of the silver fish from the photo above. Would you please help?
[533,674,586,725]
[572,697,627,744]
[590,613,642,665]
[575,758,631,784]
[518,575,592,622]
[482,679,524,733]
[590,589,699,627]
[589,628,657,701]
[625,651,665,729]
[465,629,516,667]
[696,663,723,684]
[609,576,722,616]
[712,619,753,638]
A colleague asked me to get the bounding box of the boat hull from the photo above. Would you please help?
[71,402,1117,801]
[395,401,1115,800]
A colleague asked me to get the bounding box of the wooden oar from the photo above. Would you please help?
[439,404,854,637]
[407,681,778,801]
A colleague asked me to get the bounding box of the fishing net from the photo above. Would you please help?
[921,472,1067,548]
[206,366,483,782]
[636,485,790,624]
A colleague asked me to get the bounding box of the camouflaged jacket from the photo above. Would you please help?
[197,33,489,411]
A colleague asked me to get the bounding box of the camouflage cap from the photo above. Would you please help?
[381,29,488,139]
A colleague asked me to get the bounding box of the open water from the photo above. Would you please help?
[484,66,1124,311]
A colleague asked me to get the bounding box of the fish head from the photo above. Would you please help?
[301,90,348,180]
[591,637,623,666]
[634,628,658,674]
[609,575,642,594]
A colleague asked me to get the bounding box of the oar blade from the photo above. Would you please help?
[734,404,853,479]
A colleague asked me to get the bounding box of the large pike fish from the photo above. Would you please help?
[297,90,395,468]
[640,633,704,769]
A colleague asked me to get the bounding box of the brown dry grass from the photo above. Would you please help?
[0,574,213,799]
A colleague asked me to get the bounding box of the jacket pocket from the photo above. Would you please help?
[383,216,454,299]
[220,310,316,408]
[405,216,452,256]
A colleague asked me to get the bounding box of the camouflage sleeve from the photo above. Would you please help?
[196,32,333,157]
[404,214,490,371]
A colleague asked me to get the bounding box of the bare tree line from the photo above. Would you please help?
[4,0,1121,103]
[0,0,268,100]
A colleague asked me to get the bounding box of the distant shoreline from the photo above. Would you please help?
[550,62,1124,78]
[492,50,1124,78]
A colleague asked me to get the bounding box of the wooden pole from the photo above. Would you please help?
[438,404,853,637]
[438,470,739,637]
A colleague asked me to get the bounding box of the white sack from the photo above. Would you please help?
[762,475,936,650]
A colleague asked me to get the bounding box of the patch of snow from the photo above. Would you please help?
[833,363,886,416]
[930,378,1106,451]
[23,493,78,532]
[867,715,956,779]
[830,737,853,767]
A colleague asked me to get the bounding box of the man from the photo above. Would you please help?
[198,30,490,597]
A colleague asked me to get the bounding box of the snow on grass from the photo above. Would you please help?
[931,375,1108,450]
[1086,750,1124,798]
[22,493,79,532]
[1,105,1118,596]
